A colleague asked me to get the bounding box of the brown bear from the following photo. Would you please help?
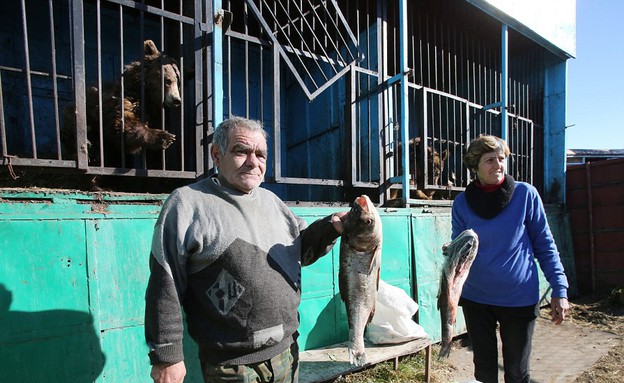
[385,137,449,205]
[63,39,179,167]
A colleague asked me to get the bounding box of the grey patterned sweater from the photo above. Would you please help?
[145,175,340,365]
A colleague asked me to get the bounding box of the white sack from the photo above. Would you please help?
[365,280,428,344]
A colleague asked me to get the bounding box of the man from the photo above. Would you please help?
[145,116,347,383]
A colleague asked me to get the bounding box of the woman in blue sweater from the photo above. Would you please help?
[452,135,569,383]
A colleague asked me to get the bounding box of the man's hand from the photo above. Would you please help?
[550,297,570,325]
[331,211,349,234]
[151,361,186,383]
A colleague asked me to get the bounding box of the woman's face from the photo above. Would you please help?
[476,150,506,185]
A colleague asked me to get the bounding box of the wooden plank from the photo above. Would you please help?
[299,338,432,383]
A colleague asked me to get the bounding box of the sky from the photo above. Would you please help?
[566,0,624,150]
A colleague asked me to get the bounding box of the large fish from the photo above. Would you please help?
[339,195,383,366]
[437,229,479,359]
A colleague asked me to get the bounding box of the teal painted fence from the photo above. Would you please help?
[0,190,576,382]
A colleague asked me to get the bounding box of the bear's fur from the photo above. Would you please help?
[385,137,450,205]
[62,39,180,167]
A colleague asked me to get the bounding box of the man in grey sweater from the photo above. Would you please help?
[145,116,347,383]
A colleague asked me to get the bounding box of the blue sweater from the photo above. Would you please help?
[451,181,569,307]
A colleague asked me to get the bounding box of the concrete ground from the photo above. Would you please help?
[444,315,617,383]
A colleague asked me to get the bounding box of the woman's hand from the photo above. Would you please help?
[550,297,570,325]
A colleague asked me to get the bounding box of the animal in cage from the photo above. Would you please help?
[62,39,179,166]
[387,137,449,203]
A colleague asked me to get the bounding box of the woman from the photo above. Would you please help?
[451,135,570,383]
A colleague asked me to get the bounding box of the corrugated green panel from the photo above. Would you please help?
[97,325,151,382]
[296,210,344,351]
[0,196,577,382]
[0,191,166,219]
[0,220,89,324]
[87,218,154,329]
[411,212,453,344]
[299,252,344,350]
[0,219,105,382]
[378,211,412,289]
[298,292,345,350]
[0,315,104,382]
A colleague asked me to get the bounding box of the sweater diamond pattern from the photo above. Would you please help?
[206,269,245,315]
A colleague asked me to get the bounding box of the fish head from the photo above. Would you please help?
[442,229,479,264]
[343,195,382,250]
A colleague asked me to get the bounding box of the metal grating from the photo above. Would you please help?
[245,0,363,101]
[0,0,206,190]
[0,0,554,200]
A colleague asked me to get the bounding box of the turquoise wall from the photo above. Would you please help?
[0,191,575,382]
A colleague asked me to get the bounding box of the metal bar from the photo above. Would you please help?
[213,0,224,127]
[178,0,186,172]
[85,167,197,178]
[226,2,232,116]
[0,69,6,157]
[284,0,338,75]
[20,0,37,158]
[0,66,71,80]
[119,5,127,168]
[399,0,409,206]
[71,0,89,170]
[501,24,508,141]
[259,0,326,85]
[48,0,62,160]
[349,65,357,186]
[159,1,166,170]
[245,1,250,118]
[96,0,104,167]
[203,0,213,174]
[272,44,282,181]
[103,0,194,24]
[280,44,349,67]
[3,157,77,168]
[265,176,343,186]
[195,0,206,176]
[330,0,363,62]
[259,0,265,125]
[307,0,351,64]
[225,30,268,46]
[245,0,312,100]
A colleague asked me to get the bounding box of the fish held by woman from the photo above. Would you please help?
[437,229,479,359]
[339,195,383,366]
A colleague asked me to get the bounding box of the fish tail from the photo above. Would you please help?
[348,343,367,366]
[438,342,452,359]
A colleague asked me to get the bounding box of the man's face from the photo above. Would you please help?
[212,126,267,193]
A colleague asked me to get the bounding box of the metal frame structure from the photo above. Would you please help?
[0,0,557,203]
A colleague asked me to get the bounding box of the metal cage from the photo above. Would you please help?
[1,0,552,201]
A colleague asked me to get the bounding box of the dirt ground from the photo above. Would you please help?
[566,289,624,383]
[320,289,623,383]
[441,289,624,383]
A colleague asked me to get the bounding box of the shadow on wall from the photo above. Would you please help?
[0,284,106,382]
[303,293,347,351]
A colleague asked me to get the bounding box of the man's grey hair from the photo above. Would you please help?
[212,116,268,152]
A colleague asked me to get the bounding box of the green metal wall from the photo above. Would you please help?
[0,191,576,382]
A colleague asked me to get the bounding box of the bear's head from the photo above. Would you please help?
[142,39,182,110]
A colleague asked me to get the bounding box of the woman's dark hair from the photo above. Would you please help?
[464,135,510,172]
